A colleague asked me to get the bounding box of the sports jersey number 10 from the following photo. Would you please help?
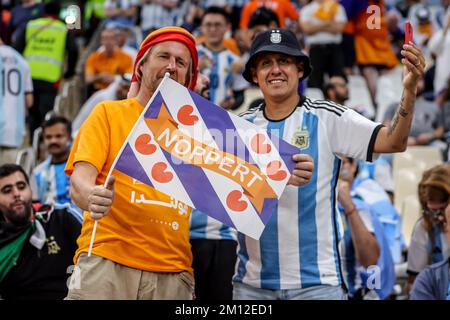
[1,68,22,96]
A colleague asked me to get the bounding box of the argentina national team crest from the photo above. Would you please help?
[292,128,309,150]
[270,30,281,43]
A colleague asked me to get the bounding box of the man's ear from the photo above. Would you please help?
[251,67,258,85]
[297,61,304,77]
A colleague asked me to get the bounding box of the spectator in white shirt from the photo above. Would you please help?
[300,0,347,89]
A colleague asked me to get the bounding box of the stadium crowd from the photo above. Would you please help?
[0,0,450,300]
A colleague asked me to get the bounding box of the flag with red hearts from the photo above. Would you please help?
[113,77,300,239]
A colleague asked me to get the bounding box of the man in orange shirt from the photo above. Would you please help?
[240,0,299,29]
[85,28,133,92]
[65,27,200,300]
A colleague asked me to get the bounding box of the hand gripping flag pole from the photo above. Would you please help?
[87,73,171,257]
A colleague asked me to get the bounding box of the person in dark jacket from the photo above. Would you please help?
[0,164,82,300]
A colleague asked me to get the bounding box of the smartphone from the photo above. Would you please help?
[405,21,413,44]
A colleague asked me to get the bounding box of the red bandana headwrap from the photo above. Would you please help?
[131,26,198,93]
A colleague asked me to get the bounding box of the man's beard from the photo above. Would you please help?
[336,93,349,105]
[148,76,165,94]
[2,200,33,227]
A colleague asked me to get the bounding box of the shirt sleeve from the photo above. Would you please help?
[407,220,430,274]
[329,108,382,162]
[65,102,111,177]
[23,62,33,94]
[410,268,438,300]
[84,54,96,76]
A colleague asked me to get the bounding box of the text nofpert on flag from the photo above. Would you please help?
[113,75,300,240]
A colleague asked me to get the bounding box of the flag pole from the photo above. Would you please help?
[87,72,172,257]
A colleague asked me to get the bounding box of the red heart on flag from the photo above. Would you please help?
[251,133,272,154]
[151,162,173,183]
[226,190,248,212]
[177,105,199,126]
[266,160,287,181]
[135,134,157,155]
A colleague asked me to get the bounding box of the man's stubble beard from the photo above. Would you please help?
[1,200,33,227]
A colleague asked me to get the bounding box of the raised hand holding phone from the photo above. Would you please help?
[405,21,413,44]
[401,21,425,93]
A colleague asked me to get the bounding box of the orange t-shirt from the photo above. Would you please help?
[352,1,397,68]
[313,0,339,21]
[65,98,193,274]
[85,49,133,90]
[240,0,300,29]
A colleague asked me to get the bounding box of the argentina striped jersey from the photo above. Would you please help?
[0,45,33,147]
[197,44,238,106]
[233,96,383,289]
[31,158,82,214]
[190,209,238,241]
[190,45,239,241]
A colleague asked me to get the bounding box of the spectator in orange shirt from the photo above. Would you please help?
[85,28,133,92]
[65,26,200,300]
[350,0,398,109]
[240,0,299,29]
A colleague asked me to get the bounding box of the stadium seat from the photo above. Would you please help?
[393,146,443,210]
[399,195,422,247]
[15,147,36,176]
[393,146,443,247]
[375,66,403,122]
[346,75,375,119]
[393,168,421,213]
[234,86,263,115]
[398,146,443,167]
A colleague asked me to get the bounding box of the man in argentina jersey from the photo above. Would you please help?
[338,157,396,300]
[0,38,33,165]
[197,6,239,109]
[190,209,238,300]
[30,116,81,214]
[234,28,426,299]
[189,6,241,300]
